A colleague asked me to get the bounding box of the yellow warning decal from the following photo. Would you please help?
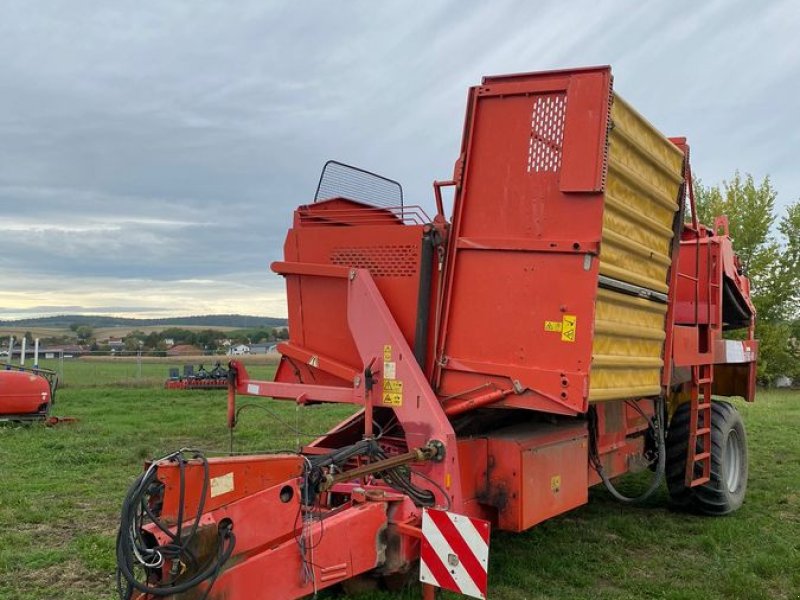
[544,315,577,342]
[561,315,577,342]
[383,345,392,361]
[383,379,402,392]
[551,474,561,493]
[382,379,403,406]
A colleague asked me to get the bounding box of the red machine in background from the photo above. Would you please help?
[0,365,58,422]
[116,66,757,600]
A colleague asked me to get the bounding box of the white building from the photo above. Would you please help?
[227,344,250,356]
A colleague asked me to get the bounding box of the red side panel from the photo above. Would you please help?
[278,199,430,384]
[435,68,613,415]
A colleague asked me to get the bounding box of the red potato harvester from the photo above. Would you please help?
[115,66,757,600]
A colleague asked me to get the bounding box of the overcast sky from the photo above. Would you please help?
[1,1,797,320]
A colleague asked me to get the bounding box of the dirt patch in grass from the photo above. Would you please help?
[14,559,112,595]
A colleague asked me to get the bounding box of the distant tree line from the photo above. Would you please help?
[36,325,289,354]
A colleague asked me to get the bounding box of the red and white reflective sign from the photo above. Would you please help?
[419,509,491,599]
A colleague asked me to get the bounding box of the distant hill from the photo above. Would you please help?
[0,314,288,329]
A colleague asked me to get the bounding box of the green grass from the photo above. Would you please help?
[1,363,798,599]
[33,358,277,389]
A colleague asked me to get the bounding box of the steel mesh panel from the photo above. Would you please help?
[526,94,567,173]
[314,160,403,208]
[329,245,418,277]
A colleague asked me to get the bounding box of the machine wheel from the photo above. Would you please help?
[666,400,748,515]
[665,402,695,507]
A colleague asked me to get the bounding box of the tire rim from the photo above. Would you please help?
[724,430,742,493]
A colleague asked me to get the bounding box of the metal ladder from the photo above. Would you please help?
[686,361,713,487]
[686,230,714,488]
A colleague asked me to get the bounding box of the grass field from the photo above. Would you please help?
[35,355,279,389]
[1,363,798,600]
[0,324,247,341]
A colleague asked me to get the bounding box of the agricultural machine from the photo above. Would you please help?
[0,364,58,422]
[115,66,757,600]
[165,362,230,390]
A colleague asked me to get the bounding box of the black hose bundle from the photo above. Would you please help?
[115,449,236,599]
[301,439,447,509]
[588,397,666,504]
[371,447,438,507]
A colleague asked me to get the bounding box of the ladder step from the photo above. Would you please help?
[689,476,711,487]
[697,403,712,410]
[696,427,711,435]
[693,452,711,461]
[695,378,712,384]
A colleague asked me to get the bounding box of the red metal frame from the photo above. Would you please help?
[164,378,228,390]
[230,260,463,510]
[128,67,759,600]
[432,68,613,417]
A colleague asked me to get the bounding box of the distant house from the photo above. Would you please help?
[164,338,175,348]
[42,344,85,358]
[167,344,201,356]
[107,337,125,351]
[775,375,793,388]
[249,343,273,355]
[227,344,250,356]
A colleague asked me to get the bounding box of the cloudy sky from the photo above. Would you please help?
[1,1,797,320]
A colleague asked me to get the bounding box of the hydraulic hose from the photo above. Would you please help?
[590,397,666,504]
[115,449,236,599]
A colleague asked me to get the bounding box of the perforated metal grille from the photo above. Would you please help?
[330,245,419,277]
[315,160,403,208]
[527,94,567,173]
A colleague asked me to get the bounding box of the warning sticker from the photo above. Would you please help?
[383,345,392,361]
[544,321,562,332]
[561,315,577,342]
[210,472,234,498]
[544,314,577,342]
[383,361,396,379]
[383,379,403,392]
[382,379,403,406]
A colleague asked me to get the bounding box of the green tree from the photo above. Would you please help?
[75,325,94,343]
[694,172,800,384]
[160,328,197,345]
[145,332,161,349]
[195,329,222,352]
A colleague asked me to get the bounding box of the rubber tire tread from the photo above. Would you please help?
[666,402,694,507]
[665,400,748,515]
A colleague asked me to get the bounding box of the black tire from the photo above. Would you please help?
[666,402,695,508]
[665,400,748,515]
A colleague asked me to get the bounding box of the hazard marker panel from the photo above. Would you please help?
[419,508,491,599]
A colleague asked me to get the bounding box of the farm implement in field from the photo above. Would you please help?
[115,66,757,600]
[164,362,230,390]
[0,363,59,423]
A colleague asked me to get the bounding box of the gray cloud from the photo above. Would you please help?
[0,0,797,319]
[0,305,171,315]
